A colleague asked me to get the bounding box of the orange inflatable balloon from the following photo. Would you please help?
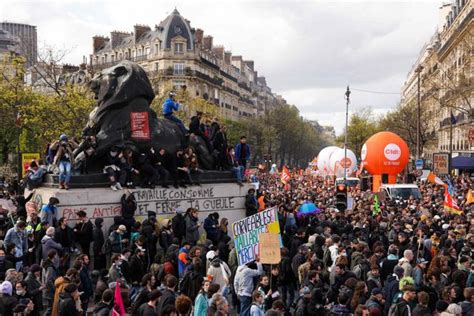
[361,132,409,191]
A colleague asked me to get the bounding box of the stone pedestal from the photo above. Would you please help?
[29,182,253,233]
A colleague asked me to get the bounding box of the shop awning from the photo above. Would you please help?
[451,156,474,169]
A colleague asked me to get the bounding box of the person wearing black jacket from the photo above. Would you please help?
[138,289,161,316]
[129,248,147,285]
[104,146,126,190]
[245,188,258,217]
[213,125,228,170]
[130,274,156,316]
[149,148,170,188]
[24,265,44,316]
[93,289,113,316]
[156,275,178,315]
[189,111,211,152]
[58,283,81,316]
[12,190,33,220]
[136,152,159,188]
[92,218,106,270]
[74,211,93,257]
[121,191,137,234]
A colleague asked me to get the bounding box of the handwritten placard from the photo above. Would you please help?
[259,233,281,264]
[232,207,280,265]
[130,112,150,140]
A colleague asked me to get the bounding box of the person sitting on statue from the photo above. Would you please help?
[184,146,203,186]
[103,146,125,191]
[148,147,170,189]
[25,160,46,189]
[52,134,77,190]
[73,135,97,174]
[172,149,192,188]
[226,146,244,186]
[119,146,139,189]
[135,151,159,189]
[189,111,212,152]
[162,91,188,135]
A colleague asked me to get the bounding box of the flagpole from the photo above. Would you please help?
[449,112,453,176]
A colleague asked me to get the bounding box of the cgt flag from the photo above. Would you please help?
[444,192,463,216]
[427,172,447,187]
[281,165,291,185]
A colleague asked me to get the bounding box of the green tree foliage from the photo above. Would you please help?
[0,54,95,163]
[336,107,381,157]
[379,102,436,155]
[226,104,332,168]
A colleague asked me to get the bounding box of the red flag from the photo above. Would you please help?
[113,280,126,316]
[444,192,462,216]
[281,165,291,185]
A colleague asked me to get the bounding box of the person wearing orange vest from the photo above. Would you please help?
[258,194,266,212]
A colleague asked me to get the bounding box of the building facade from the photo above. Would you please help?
[0,22,37,67]
[400,0,473,164]
[89,9,285,120]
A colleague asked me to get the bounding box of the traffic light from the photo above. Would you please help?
[335,183,347,211]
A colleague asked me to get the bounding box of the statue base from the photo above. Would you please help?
[29,181,253,233]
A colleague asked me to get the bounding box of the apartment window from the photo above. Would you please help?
[118,53,122,60]
[111,55,115,62]
[173,79,186,89]
[174,63,185,75]
[154,44,159,53]
[138,48,142,56]
[145,47,150,56]
[175,43,184,54]
[154,62,159,71]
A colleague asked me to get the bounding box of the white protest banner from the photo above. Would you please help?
[231,207,281,266]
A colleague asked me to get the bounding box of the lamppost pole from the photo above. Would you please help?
[344,86,351,182]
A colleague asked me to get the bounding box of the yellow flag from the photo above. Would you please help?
[466,189,474,205]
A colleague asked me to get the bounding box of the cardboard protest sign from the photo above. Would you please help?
[259,233,281,264]
[232,207,280,266]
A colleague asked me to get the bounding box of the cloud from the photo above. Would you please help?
[0,0,441,135]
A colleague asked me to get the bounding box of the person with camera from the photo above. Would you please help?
[162,91,188,135]
[52,134,76,190]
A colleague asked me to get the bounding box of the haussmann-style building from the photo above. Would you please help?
[89,9,286,120]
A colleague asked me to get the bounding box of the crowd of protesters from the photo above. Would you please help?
[1,161,474,315]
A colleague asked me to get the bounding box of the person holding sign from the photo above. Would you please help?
[234,257,263,316]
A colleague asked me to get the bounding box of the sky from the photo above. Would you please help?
[0,0,442,135]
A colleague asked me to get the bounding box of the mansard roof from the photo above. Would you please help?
[95,8,193,54]
[160,8,194,50]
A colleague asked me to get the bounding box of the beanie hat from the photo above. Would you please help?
[30,264,42,273]
[0,281,13,295]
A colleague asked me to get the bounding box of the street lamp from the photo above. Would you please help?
[344,86,351,182]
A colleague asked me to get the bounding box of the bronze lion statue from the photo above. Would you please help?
[75,61,214,170]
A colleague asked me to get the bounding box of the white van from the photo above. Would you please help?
[379,184,422,201]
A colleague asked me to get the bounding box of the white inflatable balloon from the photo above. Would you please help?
[329,148,358,177]
[317,146,339,176]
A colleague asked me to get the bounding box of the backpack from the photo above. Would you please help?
[103,233,113,254]
[172,214,186,239]
[353,260,370,281]
[387,302,402,316]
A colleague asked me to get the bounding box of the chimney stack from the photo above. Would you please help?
[224,51,232,64]
[111,31,130,49]
[93,36,109,53]
[134,24,151,42]
[203,36,213,50]
[195,28,204,45]
[212,46,225,59]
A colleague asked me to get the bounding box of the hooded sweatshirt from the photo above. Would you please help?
[234,262,263,297]
[41,235,63,260]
